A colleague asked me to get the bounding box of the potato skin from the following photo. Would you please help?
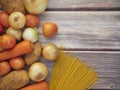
[25,42,42,65]
[0,70,29,90]
[0,0,26,14]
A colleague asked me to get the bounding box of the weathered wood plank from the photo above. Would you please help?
[39,51,120,89]
[93,77,120,89]
[38,11,120,50]
[47,0,120,10]
[0,0,120,10]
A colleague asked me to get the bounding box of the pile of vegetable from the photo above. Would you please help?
[0,0,58,90]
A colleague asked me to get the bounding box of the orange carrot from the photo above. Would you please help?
[0,40,34,61]
[0,35,16,51]
[19,81,49,90]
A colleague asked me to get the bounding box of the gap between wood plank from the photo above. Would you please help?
[63,48,120,51]
[90,89,115,90]
[0,8,120,11]
[46,7,120,11]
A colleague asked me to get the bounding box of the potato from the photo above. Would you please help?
[0,70,29,90]
[25,42,42,65]
[0,0,26,14]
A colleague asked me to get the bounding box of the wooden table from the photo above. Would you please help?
[38,0,120,90]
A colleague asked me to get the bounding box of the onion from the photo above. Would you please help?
[8,12,26,29]
[6,27,22,40]
[42,22,58,38]
[24,0,48,14]
[28,62,48,82]
[23,28,39,43]
[42,43,59,61]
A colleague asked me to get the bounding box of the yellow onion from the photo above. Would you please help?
[6,27,22,40]
[42,43,58,61]
[9,12,26,29]
[24,0,48,14]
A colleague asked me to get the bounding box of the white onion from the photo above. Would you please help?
[23,28,39,43]
[28,62,48,82]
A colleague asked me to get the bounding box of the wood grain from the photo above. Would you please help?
[93,77,120,89]
[38,11,120,50]
[47,0,120,10]
[39,51,120,89]
[0,0,120,10]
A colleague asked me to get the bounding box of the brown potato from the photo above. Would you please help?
[0,0,26,14]
[0,70,29,90]
[25,42,42,65]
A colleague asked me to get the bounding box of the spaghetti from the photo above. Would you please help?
[49,50,98,90]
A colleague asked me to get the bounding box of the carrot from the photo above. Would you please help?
[0,40,34,61]
[19,81,49,90]
[0,35,16,51]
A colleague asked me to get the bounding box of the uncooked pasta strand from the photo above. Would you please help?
[50,48,64,89]
[79,72,97,89]
[62,60,81,90]
[56,59,77,90]
[62,61,84,90]
[69,63,89,90]
[86,75,98,90]
[55,56,74,89]
[49,50,98,90]
[50,52,70,89]
[49,51,64,89]
[71,63,88,85]
[77,70,95,89]
[53,52,66,85]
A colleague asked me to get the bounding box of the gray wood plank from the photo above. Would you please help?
[47,0,120,10]
[39,51,120,89]
[93,77,120,89]
[38,11,120,50]
[0,0,120,10]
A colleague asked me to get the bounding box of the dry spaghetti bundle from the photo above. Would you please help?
[49,50,98,90]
